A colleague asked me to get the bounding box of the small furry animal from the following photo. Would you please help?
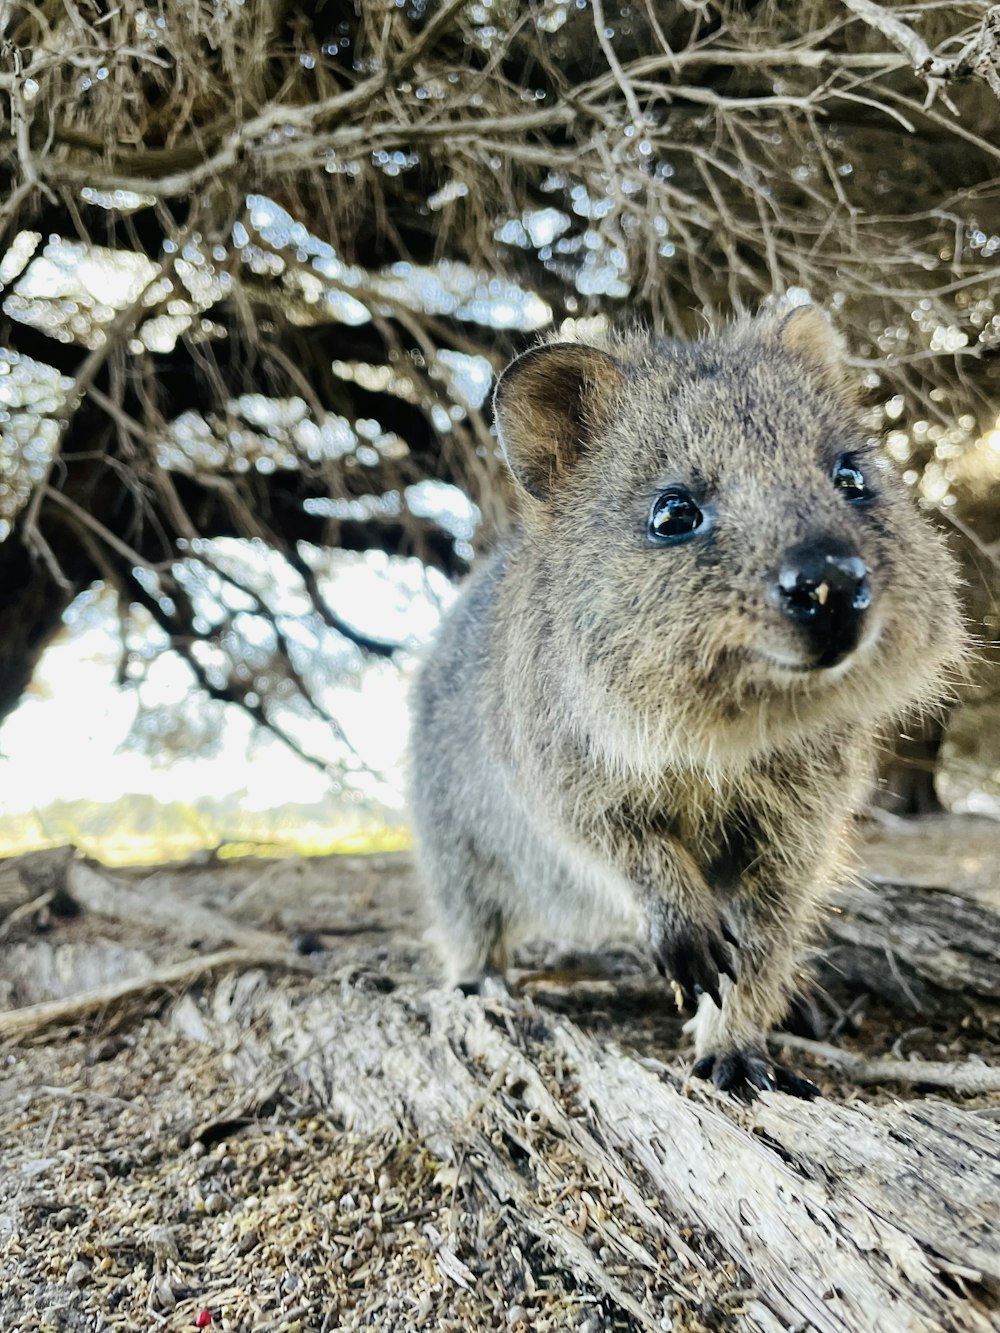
[409,307,966,1096]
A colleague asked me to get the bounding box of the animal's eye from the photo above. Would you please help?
[649,487,704,543]
[832,453,875,505]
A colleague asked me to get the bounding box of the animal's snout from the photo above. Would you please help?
[776,537,872,668]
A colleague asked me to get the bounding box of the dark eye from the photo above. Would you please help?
[832,453,875,505]
[649,487,704,543]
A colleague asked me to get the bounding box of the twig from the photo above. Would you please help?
[842,0,1000,106]
[18,230,188,585]
[288,550,399,658]
[0,889,56,941]
[840,0,936,72]
[65,858,290,955]
[591,0,643,127]
[0,947,310,1043]
[772,1034,1000,1094]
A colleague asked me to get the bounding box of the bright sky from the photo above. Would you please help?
[0,551,454,818]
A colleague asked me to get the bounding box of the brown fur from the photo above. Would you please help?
[409,307,967,1095]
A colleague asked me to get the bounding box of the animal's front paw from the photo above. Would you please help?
[691,1049,820,1100]
[649,908,739,1012]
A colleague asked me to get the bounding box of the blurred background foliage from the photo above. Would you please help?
[1,0,999,855]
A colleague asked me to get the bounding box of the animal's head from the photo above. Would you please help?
[493,308,967,773]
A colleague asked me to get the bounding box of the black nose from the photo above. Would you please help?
[776,538,872,668]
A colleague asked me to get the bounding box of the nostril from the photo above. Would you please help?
[826,555,871,605]
[778,571,824,618]
[777,552,871,621]
[827,554,866,583]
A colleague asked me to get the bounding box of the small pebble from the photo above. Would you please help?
[203,1192,228,1216]
[66,1261,89,1287]
[155,1282,177,1311]
[339,1192,356,1212]
[237,1229,259,1255]
[146,1226,180,1263]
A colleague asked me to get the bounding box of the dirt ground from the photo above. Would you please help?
[2,816,1000,1332]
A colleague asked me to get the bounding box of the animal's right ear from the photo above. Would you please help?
[493,342,623,500]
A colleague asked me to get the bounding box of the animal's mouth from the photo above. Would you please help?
[749,616,884,687]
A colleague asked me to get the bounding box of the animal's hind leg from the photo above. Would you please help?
[424,845,518,993]
[453,906,513,996]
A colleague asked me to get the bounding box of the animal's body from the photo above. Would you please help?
[409,308,965,1095]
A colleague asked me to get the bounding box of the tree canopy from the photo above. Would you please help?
[1,0,999,770]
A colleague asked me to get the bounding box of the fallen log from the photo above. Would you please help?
[179,974,1000,1332]
[0,946,310,1041]
[823,875,1000,1009]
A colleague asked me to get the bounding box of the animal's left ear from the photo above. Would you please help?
[774,306,855,395]
[493,341,624,501]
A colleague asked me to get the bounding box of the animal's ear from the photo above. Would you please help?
[493,342,624,500]
[774,306,854,394]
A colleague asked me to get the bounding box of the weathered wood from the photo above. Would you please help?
[0,947,308,1041]
[65,858,289,955]
[182,976,1000,1332]
[559,1023,1000,1332]
[190,976,774,1331]
[0,850,291,955]
[5,828,1000,1010]
[4,826,1000,1329]
[774,1034,1000,1093]
[824,876,1000,1007]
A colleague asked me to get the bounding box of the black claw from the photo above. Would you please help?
[651,913,739,1014]
[713,1051,776,1096]
[693,1047,821,1101]
[773,1067,822,1100]
[708,938,738,986]
[670,958,701,1011]
[720,919,741,948]
[700,976,724,1010]
[685,947,723,1009]
[745,1060,778,1094]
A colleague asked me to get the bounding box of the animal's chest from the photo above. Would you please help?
[648,780,787,891]
[693,805,766,890]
